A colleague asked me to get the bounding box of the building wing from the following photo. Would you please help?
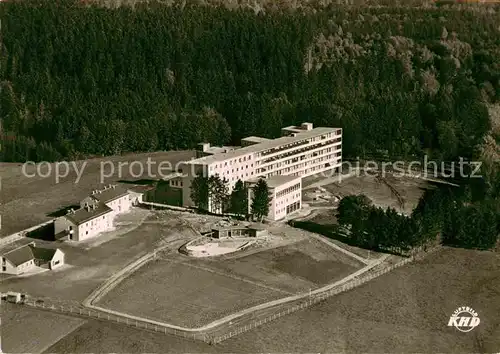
[2,245,35,266]
[65,203,113,226]
[90,185,129,204]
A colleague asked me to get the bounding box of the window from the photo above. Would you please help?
[86,231,88,235]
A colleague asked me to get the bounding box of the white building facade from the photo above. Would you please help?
[1,244,65,275]
[54,204,114,242]
[54,185,131,242]
[246,175,302,220]
[171,123,342,220]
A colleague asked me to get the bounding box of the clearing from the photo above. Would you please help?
[0,150,194,237]
[2,304,86,354]
[185,236,364,294]
[0,210,195,302]
[310,172,429,215]
[97,259,285,328]
[45,248,500,353]
[96,222,364,328]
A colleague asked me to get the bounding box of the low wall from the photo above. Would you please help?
[0,220,54,249]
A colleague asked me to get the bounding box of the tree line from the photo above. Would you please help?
[0,0,499,165]
[293,175,500,253]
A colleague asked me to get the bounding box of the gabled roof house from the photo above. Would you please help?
[1,243,65,275]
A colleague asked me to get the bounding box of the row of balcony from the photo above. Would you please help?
[259,155,341,176]
[259,139,310,157]
[259,140,342,171]
[258,137,341,166]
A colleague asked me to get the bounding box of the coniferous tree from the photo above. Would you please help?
[251,178,271,222]
[230,179,248,218]
[208,175,229,214]
[190,174,209,211]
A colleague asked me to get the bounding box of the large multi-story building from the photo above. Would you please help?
[170,122,342,220]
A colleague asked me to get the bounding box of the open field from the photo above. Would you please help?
[0,210,195,302]
[2,304,86,354]
[96,228,363,328]
[46,247,500,353]
[322,173,428,215]
[303,172,429,217]
[218,247,500,353]
[97,259,286,328]
[0,150,194,237]
[186,237,364,294]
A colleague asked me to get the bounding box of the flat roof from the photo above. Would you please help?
[247,174,301,188]
[204,146,238,154]
[161,172,185,180]
[187,127,338,165]
[241,136,271,143]
[212,224,267,232]
[281,126,303,131]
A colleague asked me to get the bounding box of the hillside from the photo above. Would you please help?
[0,0,499,163]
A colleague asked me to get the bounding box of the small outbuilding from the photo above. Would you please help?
[211,225,268,239]
[6,291,22,303]
[1,243,65,275]
[30,246,65,270]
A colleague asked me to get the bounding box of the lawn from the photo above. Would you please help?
[2,304,86,354]
[217,247,500,353]
[46,248,500,353]
[321,172,429,215]
[97,259,286,328]
[96,233,364,328]
[0,210,194,302]
[0,150,194,237]
[190,237,364,294]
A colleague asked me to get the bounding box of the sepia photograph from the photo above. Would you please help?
[0,0,499,353]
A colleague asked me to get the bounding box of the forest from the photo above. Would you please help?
[1,0,499,165]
